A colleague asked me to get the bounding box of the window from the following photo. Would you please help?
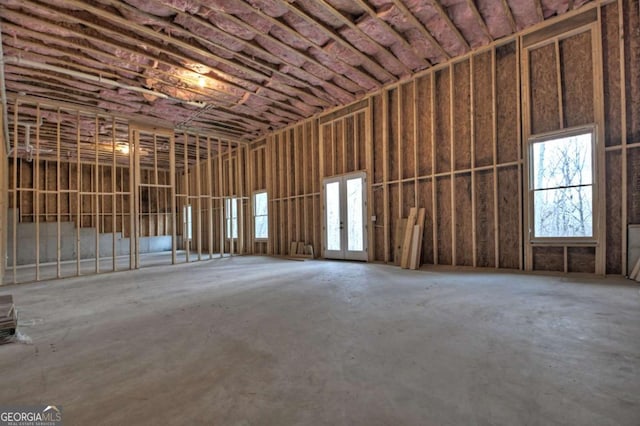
[225,197,238,239]
[253,191,268,240]
[183,205,192,240]
[530,129,594,239]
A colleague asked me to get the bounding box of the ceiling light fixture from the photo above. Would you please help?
[116,143,130,155]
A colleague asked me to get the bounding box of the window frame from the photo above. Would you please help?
[183,204,193,241]
[252,190,269,242]
[225,197,238,240]
[527,125,597,244]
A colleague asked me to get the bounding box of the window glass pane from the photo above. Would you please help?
[225,198,238,239]
[254,192,268,216]
[184,205,192,239]
[533,133,592,190]
[347,177,363,251]
[326,181,341,251]
[253,192,268,240]
[255,216,268,239]
[534,186,593,237]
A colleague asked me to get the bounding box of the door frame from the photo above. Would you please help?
[322,171,368,261]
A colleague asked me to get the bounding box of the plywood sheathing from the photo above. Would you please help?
[533,245,564,271]
[560,31,595,127]
[628,148,640,224]
[568,246,597,273]
[622,0,640,144]
[601,2,621,148]
[475,170,496,267]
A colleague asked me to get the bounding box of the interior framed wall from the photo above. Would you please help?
[179,133,250,259]
[2,96,242,285]
[262,120,322,257]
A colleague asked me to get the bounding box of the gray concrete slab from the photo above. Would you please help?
[0,258,639,425]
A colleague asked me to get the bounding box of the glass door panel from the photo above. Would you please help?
[323,172,367,261]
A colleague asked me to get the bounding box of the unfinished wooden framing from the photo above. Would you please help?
[258,118,322,257]
[1,0,639,283]
[3,97,242,284]
[246,0,638,276]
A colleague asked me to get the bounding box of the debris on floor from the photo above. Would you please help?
[0,295,25,344]
[284,242,314,260]
[628,256,640,281]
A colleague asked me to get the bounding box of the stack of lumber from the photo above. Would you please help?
[399,207,426,270]
[286,242,315,260]
[628,257,640,281]
[0,295,17,337]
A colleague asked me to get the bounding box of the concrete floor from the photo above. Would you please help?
[2,250,227,284]
[0,257,639,425]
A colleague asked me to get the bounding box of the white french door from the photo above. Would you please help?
[323,172,367,261]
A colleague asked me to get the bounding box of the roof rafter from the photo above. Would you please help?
[499,0,518,32]
[2,21,299,127]
[389,0,450,60]
[41,0,334,106]
[534,0,545,21]
[226,0,384,90]
[313,0,413,76]
[352,0,431,69]
[464,0,493,42]
[113,0,359,99]
[274,0,397,82]
[429,0,470,51]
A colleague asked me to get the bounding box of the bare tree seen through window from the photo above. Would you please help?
[532,133,593,238]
